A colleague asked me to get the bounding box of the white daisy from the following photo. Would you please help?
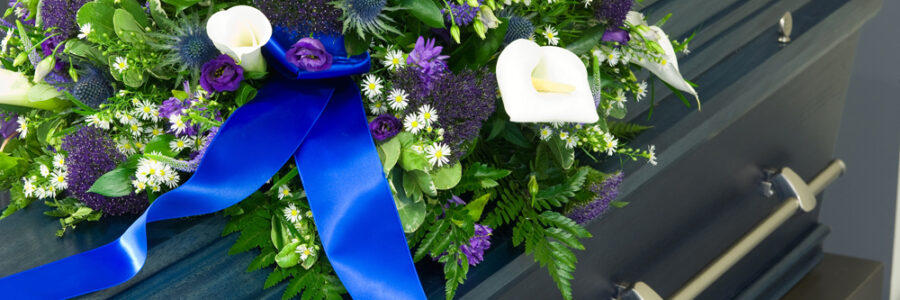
[605,49,620,66]
[22,178,36,198]
[558,131,569,140]
[403,114,425,134]
[418,105,438,125]
[149,126,164,137]
[50,170,67,190]
[135,100,159,121]
[283,203,302,223]
[78,23,92,40]
[635,81,648,101]
[278,185,291,200]
[86,114,111,129]
[388,88,409,111]
[382,49,406,71]
[162,170,179,188]
[132,180,147,193]
[369,100,388,115]
[582,0,592,7]
[425,143,451,167]
[15,116,27,138]
[565,136,579,149]
[539,126,553,141]
[128,122,144,137]
[117,140,136,155]
[647,145,658,166]
[360,75,384,99]
[613,89,627,108]
[305,210,313,218]
[603,133,619,156]
[116,111,139,126]
[168,115,187,135]
[169,137,194,152]
[113,57,129,73]
[52,154,66,170]
[1,29,12,55]
[295,244,315,261]
[543,25,560,45]
[411,144,425,154]
[39,164,50,177]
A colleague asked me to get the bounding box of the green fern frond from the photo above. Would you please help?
[608,121,653,140]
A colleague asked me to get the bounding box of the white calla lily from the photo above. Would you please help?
[627,11,699,106]
[496,39,599,123]
[0,69,64,110]
[206,5,273,73]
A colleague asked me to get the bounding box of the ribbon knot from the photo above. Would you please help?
[0,33,426,300]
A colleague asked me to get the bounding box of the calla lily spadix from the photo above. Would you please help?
[627,11,700,108]
[496,39,600,124]
[206,5,273,74]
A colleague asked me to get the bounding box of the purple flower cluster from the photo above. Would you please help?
[253,0,342,35]
[460,223,493,266]
[369,114,402,141]
[6,0,34,26]
[62,127,146,216]
[0,113,18,139]
[200,54,244,93]
[443,1,481,26]
[40,0,89,38]
[407,37,450,91]
[158,82,207,137]
[602,28,630,45]
[286,38,333,72]
[567,172,624,225]
[427,69,497,158]
[594,0,634,28]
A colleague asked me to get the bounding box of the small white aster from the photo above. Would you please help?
[295,244,315,261]
[149,126,164,137]
[635,81,648,101]
[22,178,36,198]
[613,90,627,108]
[169,136,194,152]
[361,75,384,99]
[283,203,302,223]
[50,170,67,190]
[39,164,51,177]
[403,114,425,134]
[1,29,12,55]
[128,122,144,137]
[543,25,560,45]
[135,100,159,121]
[78,23,92,40]
[52,154,66,170]
[369,100,388,115]
[425,143,451,167]
[388,88,409,111]
[539,126,553,141]
[117,140,136,155]
[565,136,579,149]
[382,49,406,71]
[278,185,291,200]
[86,114,111,129]
[116,111,139,126]
[113,56,129,73]
[605,49,620,66]
[603,133,619,156]
[418,105,438,125]
[168,115,187,135]
[15,116,27,138]
[558,131,569,140]
[647,145,658,166]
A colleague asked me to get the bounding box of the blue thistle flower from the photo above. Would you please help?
[72,66,114,109]
[62,127,147,216]
[504,16,535,45]
[149,17,219,76]
[341,0,399,39]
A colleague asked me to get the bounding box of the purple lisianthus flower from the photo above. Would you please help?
[567,172,624,225]
[286,38,333,72]
[369,114,402,141]
[0,113,19,139]
[460,223,493,266]
[602,28,630,45]
[200,54,244,92]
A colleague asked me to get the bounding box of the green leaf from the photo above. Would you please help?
[608,103,627,119]
[247,251,276,272]
[118,0,151,28]
[87,167,134,197]
[0,153,21,171]
[275,241,301,268]
[608,121,652,140]
[432,163,461,190]
[229,220,269,255]
[113,8,148,44]
[144,134,175,156]
[64,40,106,65]
[148,0,175,29]
[392,171,427,233]
[77,0,116,38]
[565,25,606,55]
[395,0,444,28]
[161,0,201,11]
[122,68,146,88]
[450,20,508,70]
[235,84,258,107]
[500,123,530,148]
[410,170,437,197]
[270,216,288,251]
[378,137,401,174]
[26,84,61,102]
[344,32,372,56]
[413,218,449,262]
[611,201,629,208]
[399,146,429,171]
[547,138,575,170]
[264,268,291,289]
[465,193,491,221]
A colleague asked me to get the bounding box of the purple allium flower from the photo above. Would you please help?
[62,127,146,216]
[391,67,431,103]
[594,0,634,28]
[253,0,342,35]
[426,69,497,159]
[567,172,624,225]
[602,28,630,45]
[0,113,19,139]
[40,0,90,38]
[286,38,333,72]
[443,1,481,26]
[200,54,244,92]
[369,114,402,141]
[460,224,493,266]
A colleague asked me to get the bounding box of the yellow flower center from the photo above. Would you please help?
[177,141,184,147]
[548,33,554,38]
[423,112,431,119]
[375,103,382,108]
[395,96,403,103]
[411,121,418,127]
[368,83,376,90]
[392,58,400,64]
[291,210,298,216]
[435,150,443,158]
[57,176,64,182]
[143,107,151,113]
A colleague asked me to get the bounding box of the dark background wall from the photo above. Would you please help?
[819,0,900,299]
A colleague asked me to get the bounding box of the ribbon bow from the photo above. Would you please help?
[0,33,426,300]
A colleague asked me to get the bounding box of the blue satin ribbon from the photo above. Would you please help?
[0,35,426,299]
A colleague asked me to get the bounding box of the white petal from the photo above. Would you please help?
[206,5,273,73]
[0,69,33,107]
[633,26,699,106]
[625,11,646,27]
[496,39,599,123]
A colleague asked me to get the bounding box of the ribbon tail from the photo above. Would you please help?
[0,76,334,298]
[296,77,426,300]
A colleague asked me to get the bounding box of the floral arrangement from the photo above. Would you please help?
[0,0,697,299]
